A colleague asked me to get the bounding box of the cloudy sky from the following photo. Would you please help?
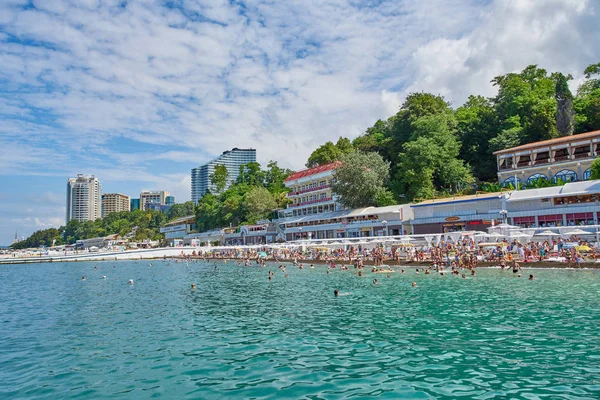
[1,0,599,245]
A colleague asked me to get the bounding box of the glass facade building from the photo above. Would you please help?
[191,148,256,203]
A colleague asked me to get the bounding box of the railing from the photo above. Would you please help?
[554,155,570,162]
[574,152,591,159]
[534,158,549,165]
[516,161,530,167]
[499,164,512,170]
[288,184,330,196]
[289,197,332,207]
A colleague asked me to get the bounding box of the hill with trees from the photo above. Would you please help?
[311,63,600,205]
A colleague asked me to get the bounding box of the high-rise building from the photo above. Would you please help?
[166,195,175,205]
[130,198,140,210]
[102,193,131,218]
[191,148,256,203]
[66,174,102,223]
[140,190,170,211]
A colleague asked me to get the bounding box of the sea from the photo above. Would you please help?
[1,260,599,399]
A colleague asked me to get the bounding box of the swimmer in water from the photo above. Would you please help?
[529,274,534,280]
[373,279,378,285]
[191,283,196,289]
[412,282,417,287]
[102,276,106,279]
[128,279,134,284]
[334,289,339,297]
[517,274,522,278]
[81,276,85,281]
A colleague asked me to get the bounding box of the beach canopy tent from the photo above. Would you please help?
[576,245,592,252]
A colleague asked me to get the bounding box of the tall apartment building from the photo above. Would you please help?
[140,190,170,211]
[191,148,256,203]
[102,193,131,218]
[66,174,102,223]
[494,130,600,186]
[130,198,140,210]
[281,162,343,218]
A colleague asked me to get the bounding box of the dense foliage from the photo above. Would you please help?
[11,209,168,249]
[332,151,393,208]
[310,63,600,203]
[195,161,292,232]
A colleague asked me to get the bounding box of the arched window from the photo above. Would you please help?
[527,173,547,184]
[503,176,522,187]
[553,169,577,183]
[583,168,592,180]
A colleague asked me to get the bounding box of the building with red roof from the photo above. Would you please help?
[282,161,343,220]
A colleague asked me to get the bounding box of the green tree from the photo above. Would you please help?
[590,157,600,180]
[456,95,500,181]
[237,162,264,186]
[210,164,229,194]
[195,193,222,232]
[166,201,196,221]
[245,186,277,223]
[574,62,600,133]
[492,64,558,144]
[396,114,473,201]
[306,137,354,168]
[332,151,392,208]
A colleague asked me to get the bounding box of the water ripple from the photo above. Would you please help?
[1,262,600,398]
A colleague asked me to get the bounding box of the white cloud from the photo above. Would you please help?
[1,0,599,244]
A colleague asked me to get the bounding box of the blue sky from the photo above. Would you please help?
[1,0,599,245]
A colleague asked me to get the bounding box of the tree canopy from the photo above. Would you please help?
[332,151,393,209]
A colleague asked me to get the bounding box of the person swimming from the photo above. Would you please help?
[81,276,85,281]
[334,289,339,297]
[512,260,521,274]
[191,283,196,289]
[412,282,417,287]
[373,279,378,285]
[128,279,134,284]
[529,274,534,280]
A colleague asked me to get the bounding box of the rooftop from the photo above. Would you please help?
[507,179,600,202]
[284,161,341,182]
[411,192,507,208]
[493,130,600,155]
[163,215,196,227]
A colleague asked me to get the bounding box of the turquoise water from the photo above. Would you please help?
[1,261,600,399]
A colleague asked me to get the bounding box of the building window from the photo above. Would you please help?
[527,173,547,184]
[502,176,522,187]
[584,168,592,180]
[553,169,577,183]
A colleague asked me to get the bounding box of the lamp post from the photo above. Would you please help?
[499,210,508,225]
[382,220,388,237]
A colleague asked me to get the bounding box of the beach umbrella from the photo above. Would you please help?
[563,228,594,236]
[478,242,509,247]
[535,230,560,237]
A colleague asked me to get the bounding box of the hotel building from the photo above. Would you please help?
[140,190,170,211]
[66,174,102,223]
[191,148,256,203]
[101,193,131,218]
[281,162,342,218]
[494,130,600,186]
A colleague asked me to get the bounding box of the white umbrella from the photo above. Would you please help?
[490,223,517,230]
[510,233,533,239]
[535,230,560,236]
[562,228,594,236]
